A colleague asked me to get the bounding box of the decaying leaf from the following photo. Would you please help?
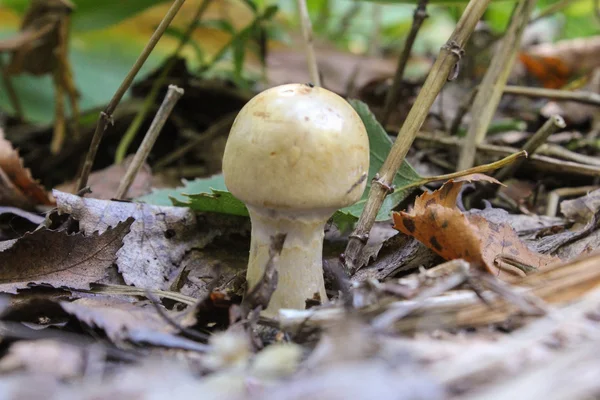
[60,297,207,351]
[393,174,558,277]
[0,128,54,208]
[0,218,132,294]
[561,188,600,224]
[54,191,248,290]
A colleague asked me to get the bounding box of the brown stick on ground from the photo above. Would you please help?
[380,0,429,126]
[343,0,492,276]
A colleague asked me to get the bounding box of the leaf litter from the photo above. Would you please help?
[1,5,600,399]
[54,190,248,290]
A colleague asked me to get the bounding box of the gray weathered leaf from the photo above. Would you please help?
[54,191,248,290]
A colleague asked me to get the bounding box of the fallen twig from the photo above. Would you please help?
[503,85,600,106]
[495,114,565,182]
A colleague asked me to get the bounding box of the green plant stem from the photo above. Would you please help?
[457,0,538,171]
[381,0,428,126]
[402,150,527,192]
[202,13,263,72]
[503,85,600,106]
[116,85,184,199]
[495,115,565,181]
[343,0,492,276]
[531,0,577,23]
[76,0,186,192]
[297,0,320,86]
[115,0,213,164]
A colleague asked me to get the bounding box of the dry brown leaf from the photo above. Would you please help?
[60,297,207,351]
[0,218,133,293]
[0,129,54,208]
[392,174,558,278]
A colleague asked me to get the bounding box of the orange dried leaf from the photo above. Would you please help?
[0,130,54,208]
[518,52,571,89]
[392,174,558,278]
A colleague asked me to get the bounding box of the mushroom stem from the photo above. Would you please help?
[246,206,329,316]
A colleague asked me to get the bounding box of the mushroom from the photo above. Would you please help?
[222,83,369,315]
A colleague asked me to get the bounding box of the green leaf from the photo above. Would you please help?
[332,100,422,227]
[138,100,422,230]
[138,175,249,216]
[172,190,249,216]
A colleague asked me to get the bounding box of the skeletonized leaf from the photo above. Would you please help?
[0,218,133,294]
[392,174,558,278]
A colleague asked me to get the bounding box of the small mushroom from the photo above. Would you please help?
[222,83,369,315]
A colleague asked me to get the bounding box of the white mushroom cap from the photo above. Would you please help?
[222,83,369,211]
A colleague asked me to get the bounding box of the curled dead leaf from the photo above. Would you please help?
[392,174,558,278]
[0,129,54,208]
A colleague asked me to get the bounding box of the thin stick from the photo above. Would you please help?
[504,85,600,106]
[449,86,477,135]
[115,0,213,164]
[380,0,429,126]
[297,0,320,86]
[531,0,577,23]
[115,85,184,199]
[76,0,186,192]
[495,115,565,181]
[403,150,527,192]
[416,132,600,176]
[154,112,236,170]
[457,0,537,171]
[343,0,492,275]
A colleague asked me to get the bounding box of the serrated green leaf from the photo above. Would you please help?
[172,190,249,216]
[337,100,422,223]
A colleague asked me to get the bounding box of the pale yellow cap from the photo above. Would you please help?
[222,83,369,211]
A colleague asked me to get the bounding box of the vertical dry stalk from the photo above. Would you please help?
[343,0,492,275]
[381,0,429,126]
[457,0,538,171]
[76,0,186,192]
[115,85,184,199]
[296,0,321,86]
